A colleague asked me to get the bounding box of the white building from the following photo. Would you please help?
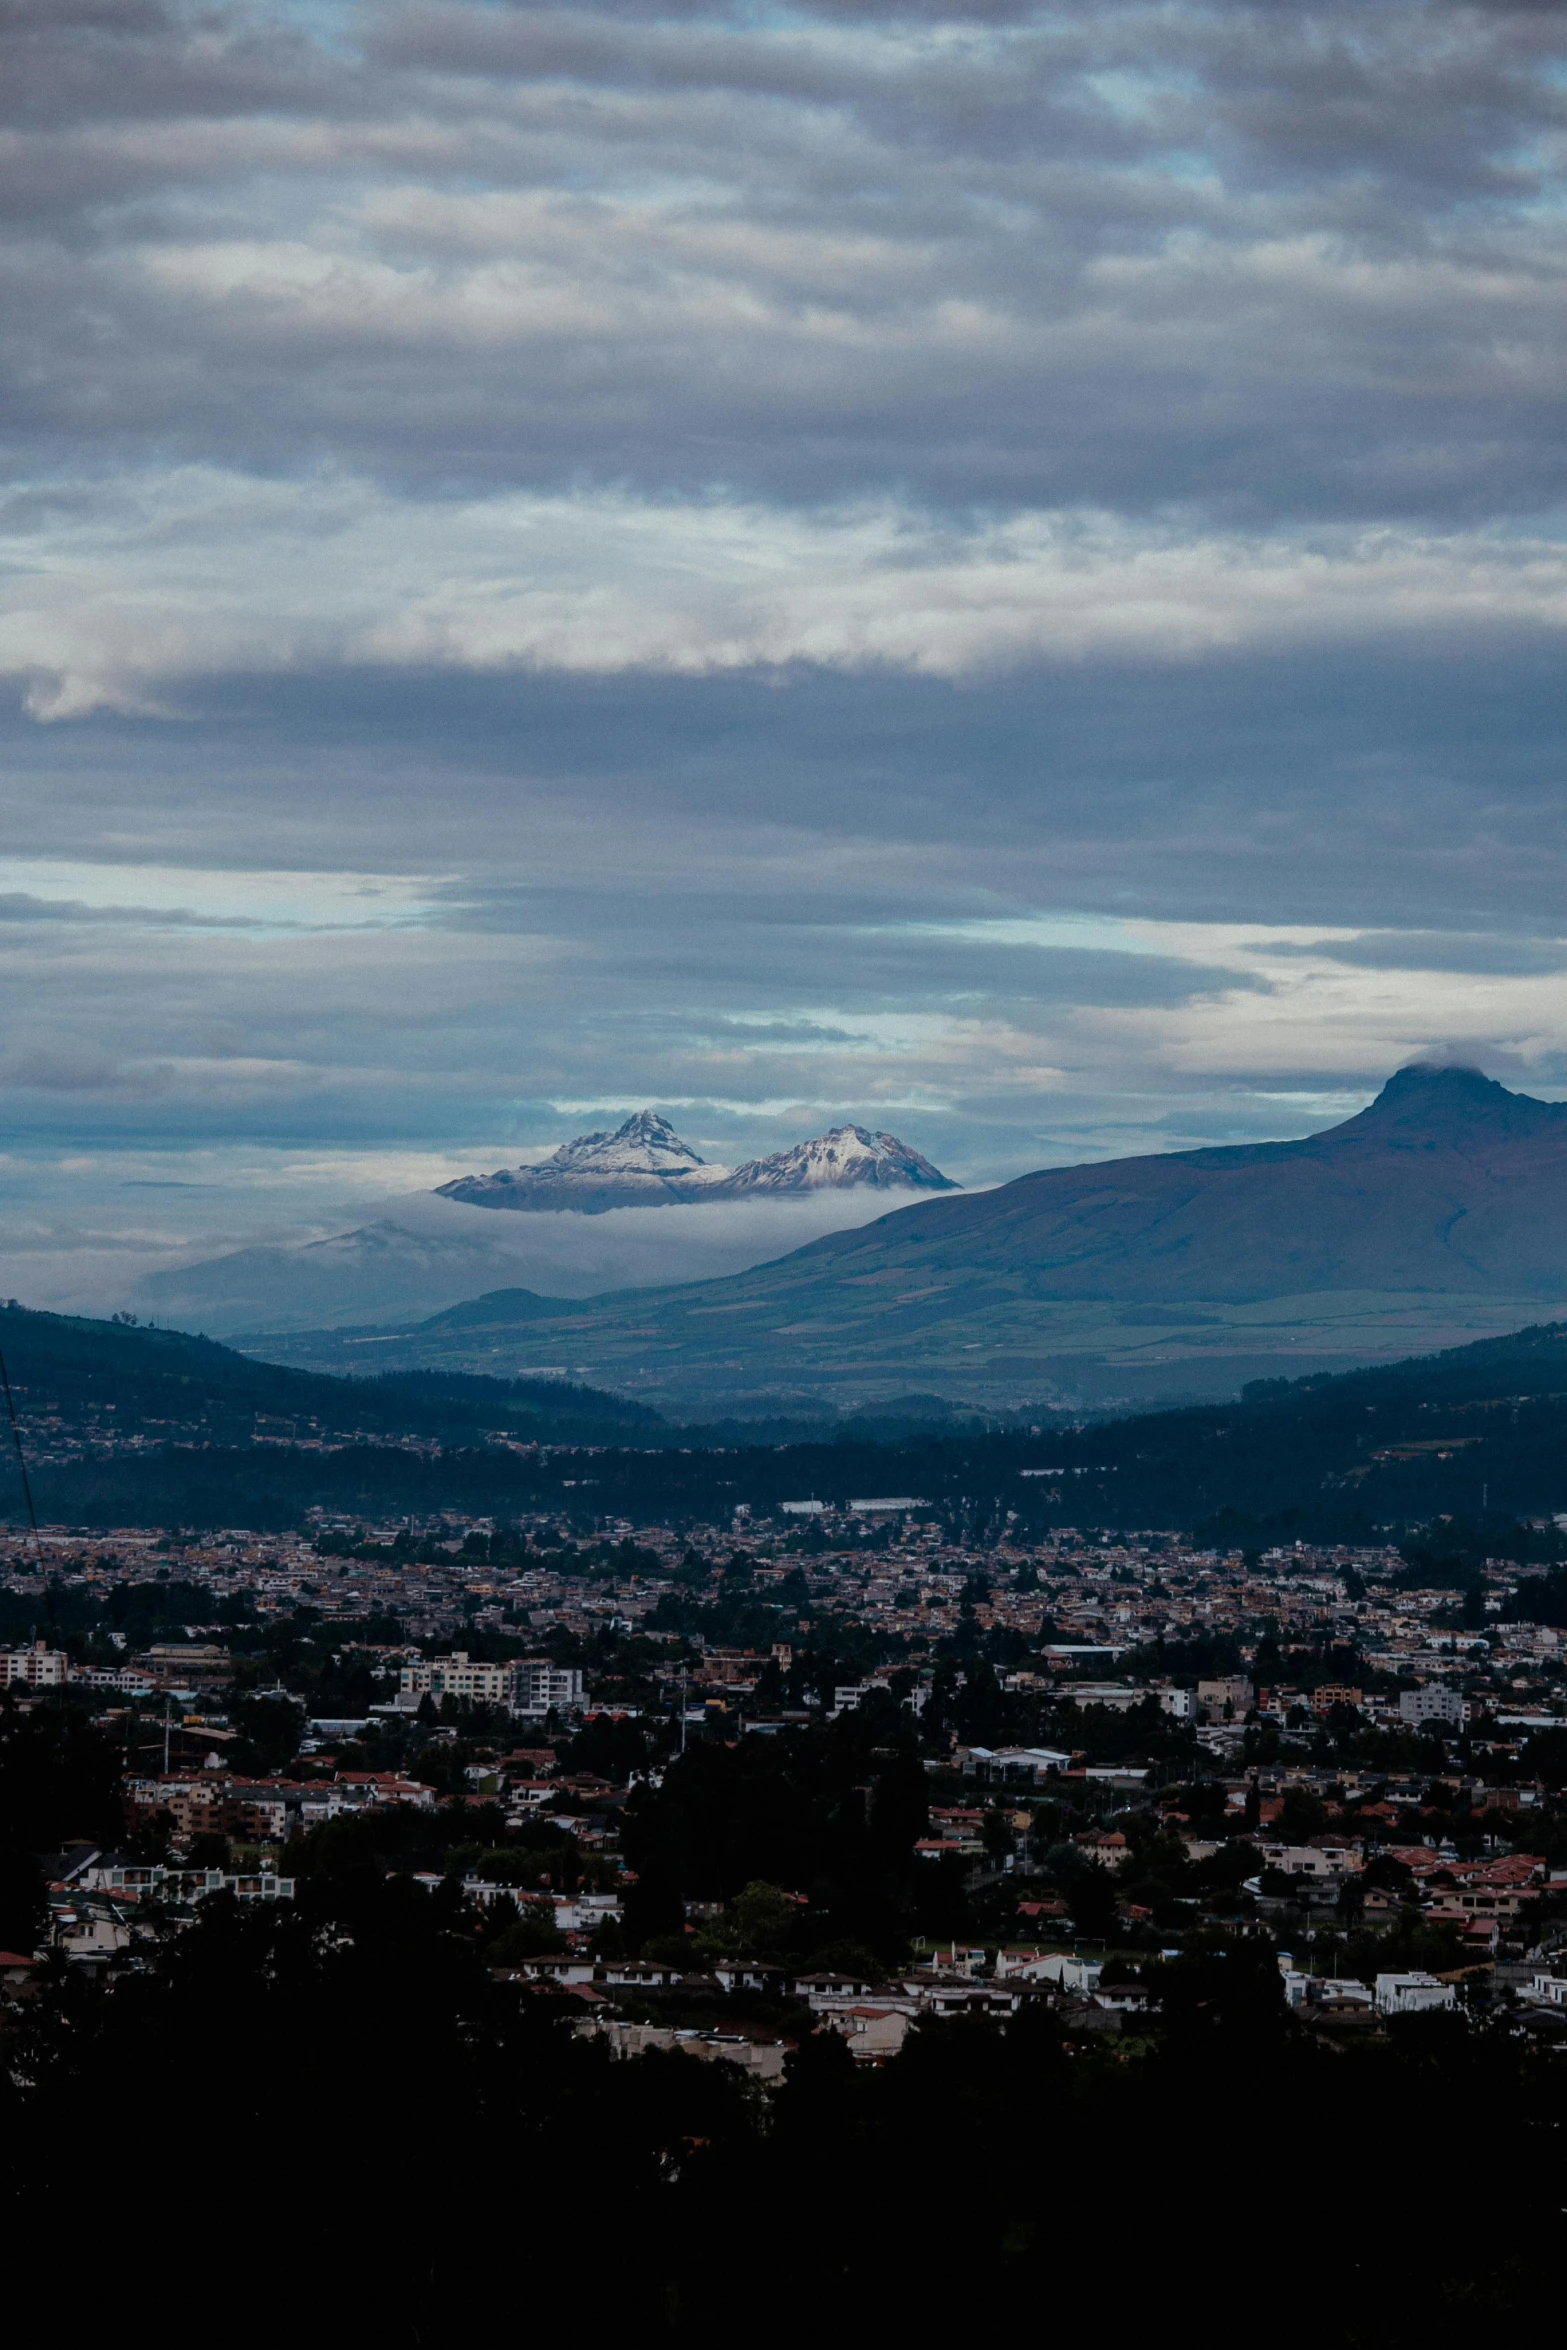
[0,1642,68,1688]
[1374,1971,1456,2016]
[1067,1683,1145,1713]
[1156,1685,1197,1720]
[984,1746,1073,1782]
[1400,1685,1465,1727]
[400,1651,518,1704]
[1027,1954,1103,1994]
[1259,1842,1363,1879]
[514,1663,584,1716]
[397,1654,584,1714]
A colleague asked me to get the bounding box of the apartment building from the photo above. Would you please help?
[398,1652,584,1714]
[0,1642,68,1688]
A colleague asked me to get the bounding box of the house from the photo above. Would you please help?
[1029,1953,1103,1994]
[820,2007,911,2062]
[1094,1978,1155,2014]
[516,1955,598,1985]
[1258,1842,1361,1879]
[920,1984,1021,2018]
[712,1962,786,1994]
[598,1958,686,1988]
[795,1969,877,2004]
[582,2020,788,2083]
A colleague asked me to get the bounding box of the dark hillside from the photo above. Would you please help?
[0,1301,662,1454]
[12,1312,1567,1538]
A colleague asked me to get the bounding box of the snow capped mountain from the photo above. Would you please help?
[437,1111,732,1210]
[724,1125,957,1195]
[436,1112,956,1212]
[538,1109,728,1182]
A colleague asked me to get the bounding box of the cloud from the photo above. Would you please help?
[0,0,1564,526]
[0,0,1565,1309]
[6,467,1567,717]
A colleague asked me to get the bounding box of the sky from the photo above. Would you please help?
[2,0,1567,1307]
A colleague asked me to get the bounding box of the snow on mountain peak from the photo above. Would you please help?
[437,1112,954,1210]
[541,1109,722,1178]
[726,1124,957,1194]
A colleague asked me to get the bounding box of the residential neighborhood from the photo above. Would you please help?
[5,1497,1567,2042]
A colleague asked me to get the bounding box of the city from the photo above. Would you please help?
[8,1498,1566,2025]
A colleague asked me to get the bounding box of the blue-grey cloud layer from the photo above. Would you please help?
[0,0,1565,1302]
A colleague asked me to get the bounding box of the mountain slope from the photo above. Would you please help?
[246,1066,1567,1408]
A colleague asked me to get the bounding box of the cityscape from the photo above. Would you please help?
[7,0,1567,2332]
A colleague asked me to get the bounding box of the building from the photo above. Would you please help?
[820,2006,911,2062]
[142,1643,233,1687]
[513,1662,584,1716]
[1259,1842,1362,1879]
[0,1642,68,1688]
[1197,1676,1254,1720]
[1156,1685,1197,1720]
[398,1653,584,1714]
[400,1651,518,1704]
[1374,1972,1456,2016]
[1400,1685,1465,1727]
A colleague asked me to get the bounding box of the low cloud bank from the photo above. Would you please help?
[130,1186,929,1335]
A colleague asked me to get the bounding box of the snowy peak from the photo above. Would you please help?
[725,1125,958,1195]
[437,1112,955,1212]
[437,1110,730,1211]
[540,1110,721,1178]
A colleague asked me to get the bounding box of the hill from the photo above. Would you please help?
[0,1301,663,1461]
[17,1308,1567,1541]
[247,1065,1567,1411]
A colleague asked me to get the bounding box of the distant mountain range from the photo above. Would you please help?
[245,1066,1567,1411]
[131,1134,937,1337]
[437,1111,957,1212]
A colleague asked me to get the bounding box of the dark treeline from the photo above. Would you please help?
[4,1822,1561,2344]
[11,1306,1567,1538]
[4,1699,1565,2343]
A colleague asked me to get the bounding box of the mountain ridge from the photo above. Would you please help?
[243,1065,1567,1409]
[436,1111,957,1212]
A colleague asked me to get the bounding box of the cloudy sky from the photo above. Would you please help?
[2,0,1566,1304]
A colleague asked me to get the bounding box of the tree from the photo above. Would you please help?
[0,1845,46,1956]
[731,1880,796,1956]
[232,1693,303,1775]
